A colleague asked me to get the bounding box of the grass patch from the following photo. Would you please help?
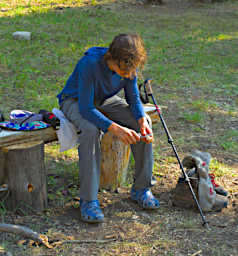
[182,111,205,124]
[216,130,238,152]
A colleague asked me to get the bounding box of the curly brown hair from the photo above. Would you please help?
[104,34,147,73]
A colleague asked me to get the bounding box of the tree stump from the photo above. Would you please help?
[100,132,131,191]
[99,106,160,191]
[0,141,47,212]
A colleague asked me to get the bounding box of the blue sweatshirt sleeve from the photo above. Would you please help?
[124,76,145,120]
[77,59,113,132]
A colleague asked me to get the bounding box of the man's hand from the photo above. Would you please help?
[138,117,153,144]
[108,123,140,145]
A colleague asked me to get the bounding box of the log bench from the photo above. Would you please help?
[0,105,159,211]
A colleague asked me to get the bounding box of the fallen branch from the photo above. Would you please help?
[0,223,52,248]
[191,250,202,256]
[50,238,116,247]
[60,238,116,245]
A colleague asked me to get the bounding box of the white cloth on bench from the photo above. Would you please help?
[52,108,79,152]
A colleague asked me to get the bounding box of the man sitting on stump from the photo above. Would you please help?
[57,34,159,223]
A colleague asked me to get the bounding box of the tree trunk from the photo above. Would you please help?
[1,141,47,212]
[100,132,131,191]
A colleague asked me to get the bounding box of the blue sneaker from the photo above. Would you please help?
[131,186,160,209]
[79,199,104,223]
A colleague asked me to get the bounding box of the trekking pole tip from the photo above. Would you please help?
[203,222,210,230]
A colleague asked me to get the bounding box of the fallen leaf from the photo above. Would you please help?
[17,240,27,246]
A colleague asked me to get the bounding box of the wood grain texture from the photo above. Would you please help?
[2,141,47,211]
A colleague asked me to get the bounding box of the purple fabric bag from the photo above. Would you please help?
[10,110,43,125]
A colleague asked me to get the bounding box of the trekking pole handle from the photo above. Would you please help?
[144,79,153,95]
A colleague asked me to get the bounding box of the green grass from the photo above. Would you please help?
[219,130,238,151]
[182,111,205,124]
[0,1,238,114]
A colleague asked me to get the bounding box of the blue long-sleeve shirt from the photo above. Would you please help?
[57,47,145,132]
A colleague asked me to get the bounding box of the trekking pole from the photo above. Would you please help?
[141,79,209,228]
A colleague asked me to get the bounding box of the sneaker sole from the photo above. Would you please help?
[81,215,104,223]
[131,198,160,210]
